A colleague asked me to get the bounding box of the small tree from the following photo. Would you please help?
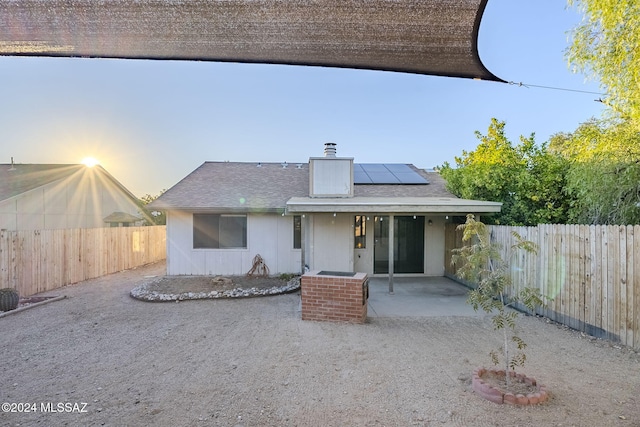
[139,191,167,226]
[451,214,547,389]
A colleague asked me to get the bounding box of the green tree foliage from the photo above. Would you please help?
[139,191,167,226]
[440,119,570,225]
[442,2,640,226]
[451,215,547,389]
[562,1,640,224]
[550,120,640,224]
[567,0,640,127]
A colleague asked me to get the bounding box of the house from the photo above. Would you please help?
[0,162,149,231]
[150,144,501,277]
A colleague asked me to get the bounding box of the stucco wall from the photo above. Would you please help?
[166,211,302,275]
[424,216,446,276]
[306,213,353,272]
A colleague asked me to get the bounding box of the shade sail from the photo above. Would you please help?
[0,0,502,81]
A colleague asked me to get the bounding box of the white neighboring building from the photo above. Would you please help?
[0,163,148,231]
[150,144,501,277]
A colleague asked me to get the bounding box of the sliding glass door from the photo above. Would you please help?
[373,216,424,274]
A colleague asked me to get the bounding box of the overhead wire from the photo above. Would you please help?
[507,81,605,96]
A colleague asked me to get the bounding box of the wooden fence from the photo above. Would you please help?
[445,223,640,351]
[0,226,166,297]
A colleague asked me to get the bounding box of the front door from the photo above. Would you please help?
[374,216,424,274]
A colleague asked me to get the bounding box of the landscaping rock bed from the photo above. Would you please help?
[130,275,300,301]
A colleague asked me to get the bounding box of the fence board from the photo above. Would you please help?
[569,224,579,330]
[626,226,634,347]
[618,226,627,343]
[540,224,550,318]
[635,225,640,349]
[0,230,7,290]
[559,224,568,326]
[578,225,587,331]
[585,225,600,327]
[600,226,609,338]
[0,226,166,297]
[609,226,618,341]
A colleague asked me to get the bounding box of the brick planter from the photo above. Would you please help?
[301,270,368,323]
[472,368,549,405]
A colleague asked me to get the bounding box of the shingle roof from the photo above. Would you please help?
[150,162,310,212]
[149,161,457,212]
[0,164,85,202]
[0,0,501,82]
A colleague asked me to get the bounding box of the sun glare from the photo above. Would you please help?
[81,157,99,167]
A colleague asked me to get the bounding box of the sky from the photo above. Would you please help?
[0,0,605,198]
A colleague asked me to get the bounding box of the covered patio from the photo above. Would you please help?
[367,276,481,318]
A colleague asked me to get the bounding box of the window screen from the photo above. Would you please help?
[193,214,247,249]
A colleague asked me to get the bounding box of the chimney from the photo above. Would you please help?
[323,142,337,157]
[309,143,353,198]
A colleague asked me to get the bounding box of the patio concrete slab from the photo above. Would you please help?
[367,276,481,317]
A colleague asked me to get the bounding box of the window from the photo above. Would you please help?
[293,215,301,249]
[354,215,366,248]
[193,214,247,249]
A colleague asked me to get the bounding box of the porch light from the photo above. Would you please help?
[428,219,433,226]
[333,212,336,217]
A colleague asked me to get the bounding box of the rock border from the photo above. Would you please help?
[130,276,301,302]
[471,368,549,405]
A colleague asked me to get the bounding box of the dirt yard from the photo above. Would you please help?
[1,261,639,427]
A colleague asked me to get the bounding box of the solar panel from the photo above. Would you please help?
[382,163,414,173]
[359,164,387,172]
[354,164,428,185]
[367,172,400,184]
[393,172,429,184]
[353,169,373,184]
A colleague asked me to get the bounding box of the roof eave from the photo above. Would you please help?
[285,197,502,214]
[150,206,285,214]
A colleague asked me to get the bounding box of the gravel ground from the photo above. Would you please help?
[1,261,639,427]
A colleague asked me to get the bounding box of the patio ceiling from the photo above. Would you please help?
[0,0,502,81]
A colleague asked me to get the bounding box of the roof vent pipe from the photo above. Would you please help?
[324,142,337,157]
